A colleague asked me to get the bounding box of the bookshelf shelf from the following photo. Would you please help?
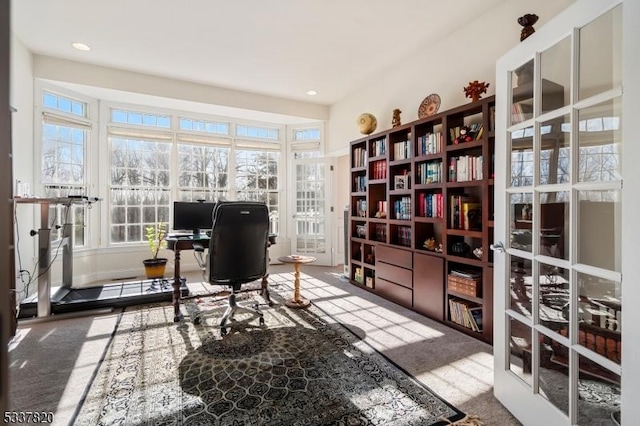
[349,96,496,343]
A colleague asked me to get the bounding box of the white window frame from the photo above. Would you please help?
[34,80,98,250]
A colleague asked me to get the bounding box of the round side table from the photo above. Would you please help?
[278,255,316,308]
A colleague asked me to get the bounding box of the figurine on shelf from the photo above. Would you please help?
[518,13,539,42]
[464,80,490,102]
[454,126,473,144]
[473,247,483,259]
[375,210,387,218]
[391,108,402,128]
[424,237,438,251]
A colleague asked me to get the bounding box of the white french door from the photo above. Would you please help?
[494,0,640,424]
[289,151,334,265]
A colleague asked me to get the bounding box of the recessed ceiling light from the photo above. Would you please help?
[71,42,91,51]
[306,90,318,96]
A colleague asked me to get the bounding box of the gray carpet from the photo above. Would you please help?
[8,264,520,425]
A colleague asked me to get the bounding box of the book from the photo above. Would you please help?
[468,307,483,332]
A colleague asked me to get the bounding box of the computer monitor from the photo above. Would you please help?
[172,201,216,235]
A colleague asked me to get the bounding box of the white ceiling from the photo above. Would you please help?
[12,0,505,121]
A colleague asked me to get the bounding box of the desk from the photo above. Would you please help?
[278,255,316,308]
[166,234,276,322]
[14,196,101,317]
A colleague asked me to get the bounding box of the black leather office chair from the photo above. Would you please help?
[192,201,271,332]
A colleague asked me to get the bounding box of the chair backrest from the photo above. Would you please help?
[208,201,269,286]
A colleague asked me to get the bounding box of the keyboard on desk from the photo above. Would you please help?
[168,233,210,239]
[168,233,194,239]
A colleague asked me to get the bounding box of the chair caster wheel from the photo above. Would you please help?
[193,317,201,325]
[259,317,265,325]
[221,327,228,336]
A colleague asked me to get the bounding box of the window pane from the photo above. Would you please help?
[540,37,570,114]
[510,255,532,319]
[539,191,569,260]
[577,272,621,365]
[578,5,622,101]
[509,316,532,387]
[540,115,570,185]
[510,193,533,252]
[109,136,172,243]
[511,60,534,125]
[578,189,620,272]
[510,127,533,187]
[577,98,622,183]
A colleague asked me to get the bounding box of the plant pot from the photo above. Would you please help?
[143,258,168,279]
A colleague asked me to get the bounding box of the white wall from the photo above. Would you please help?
[326,0,576,157]
[10,33,34,300]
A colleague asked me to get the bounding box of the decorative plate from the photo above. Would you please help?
[418,94,441,119]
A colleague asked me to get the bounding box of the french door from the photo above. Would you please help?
[289,150,334,265]
[494,0,640,424]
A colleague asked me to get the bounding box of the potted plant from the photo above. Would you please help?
[143,222,168,279]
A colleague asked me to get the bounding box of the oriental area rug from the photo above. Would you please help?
[73,288,481,426]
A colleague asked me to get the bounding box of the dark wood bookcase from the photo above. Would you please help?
[349,96,496,343]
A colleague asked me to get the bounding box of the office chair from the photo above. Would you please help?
[192,201,270,332]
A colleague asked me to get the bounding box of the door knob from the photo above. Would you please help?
[490,241,506,253]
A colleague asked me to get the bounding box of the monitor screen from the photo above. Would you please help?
[172,201,216,234]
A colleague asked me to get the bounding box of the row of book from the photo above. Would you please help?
[395,225,412,247]
[371,160,387,180]
[450,194,482,230]
[417,192,443,218]
[371,137,387,157]
[354,199,367,217]
[448,155,483,182]
[393,197,411,220]
[449,299,483,332]
[374,223,387,242]
[353,147,366,167]
[353,175,367,192]
[416,161,443,184]
[393,140,412,160]
[418,132,443,156]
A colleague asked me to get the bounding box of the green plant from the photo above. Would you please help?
[145,223,167,260]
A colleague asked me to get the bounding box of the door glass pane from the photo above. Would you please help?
[540,114,570,185]
[510,127,533,187]
[509,316,532,387]
[540,37,570,114]
[578,5,622,101]
[578,272,621,365]
[577,189,621,272]
[538,332,569,416]
[539,264,570,332]
[540,191,569,260]
[577,354,620,425]
[511,59,534,125]
[577,97,622,183]
[509,255,532,320]
[510,193,533,252]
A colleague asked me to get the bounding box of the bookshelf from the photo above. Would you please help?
[349,96,495,343]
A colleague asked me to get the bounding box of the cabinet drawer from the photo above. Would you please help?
[376,277,412,308]
[377,262,412,288]
[377,245,412,269]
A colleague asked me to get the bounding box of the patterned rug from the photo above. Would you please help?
[73,289,478,425]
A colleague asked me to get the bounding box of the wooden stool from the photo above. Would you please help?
[278,255,316,308]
